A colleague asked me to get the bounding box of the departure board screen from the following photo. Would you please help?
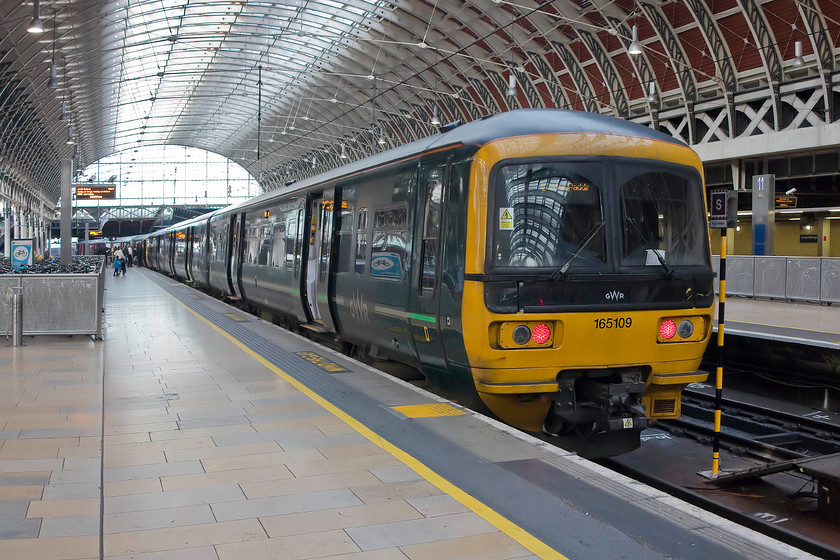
[75,184,117,200]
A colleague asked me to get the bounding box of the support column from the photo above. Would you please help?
[3,203,9,257]
[818,215,830,257]
[15,207,22,239]
[751,174,775,256]
[61,159,73,265]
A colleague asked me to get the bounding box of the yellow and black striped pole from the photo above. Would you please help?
[712,233,726,475]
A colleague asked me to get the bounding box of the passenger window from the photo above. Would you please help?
[356,209,368,275]
[420,164,445,296]
[271,222,285,267]
[371,206,407,280]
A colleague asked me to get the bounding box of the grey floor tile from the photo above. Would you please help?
[42,482,102,500]
[105,485,246,514]
[0,473,50,486]
[176,416,251,430]
[0,518,41,539]
[369,465,423,484]
[50,468,101,484]
[0,499,30,519]
[278,432,368,451]
[211,427,321,447]
[104,460,204,482]
[104,504,215,533]
[345,513,497,550]
[39,515,100,537]
[211,488,362,522]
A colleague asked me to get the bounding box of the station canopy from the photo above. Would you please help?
[0,1,836,215]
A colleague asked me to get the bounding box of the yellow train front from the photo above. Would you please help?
[454,113,714,457]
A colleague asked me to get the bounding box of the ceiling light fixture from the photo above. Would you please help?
[28,0,44,33]
[48,62,58,88]
[628,25,642,55]
[430,106,440,126]
[340,144,347,159]
[646,81,656,103]
[66,126,75,145]
[506,74,517,98]
[792,41,804,67]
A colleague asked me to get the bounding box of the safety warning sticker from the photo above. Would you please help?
[499,207,513,230]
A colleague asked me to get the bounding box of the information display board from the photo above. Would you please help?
[75,183,117,200]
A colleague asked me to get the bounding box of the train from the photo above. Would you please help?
[142,109,715,457]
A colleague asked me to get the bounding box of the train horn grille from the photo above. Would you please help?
[653,399,676,416]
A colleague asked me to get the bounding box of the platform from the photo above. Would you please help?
[0,267,821,560]
[718,297,840,349]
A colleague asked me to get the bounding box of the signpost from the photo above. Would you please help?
[702,189,738,479]
[11,238,34,269]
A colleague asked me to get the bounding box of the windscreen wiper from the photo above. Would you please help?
[625,217,676,279]
[551,220,605,280]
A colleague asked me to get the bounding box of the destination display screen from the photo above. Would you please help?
[75,184,116,200]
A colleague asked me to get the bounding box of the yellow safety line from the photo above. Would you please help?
[144,273,567,560]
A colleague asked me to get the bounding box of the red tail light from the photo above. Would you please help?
[659,320,677,339]
[532,323,551,344]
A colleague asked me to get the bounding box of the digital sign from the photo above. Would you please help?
[75,183,117,200]
[775,195,797,208]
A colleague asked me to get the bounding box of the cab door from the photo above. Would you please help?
[408,158,449,379]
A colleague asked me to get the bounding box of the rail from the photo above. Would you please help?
[712,255,840,304]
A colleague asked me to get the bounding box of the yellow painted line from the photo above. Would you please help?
[143,271,566,560]
[392,403,467,418]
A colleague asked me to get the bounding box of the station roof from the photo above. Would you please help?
[0,1,836,213]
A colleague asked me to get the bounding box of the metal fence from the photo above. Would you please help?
[1,258,105,338]
[712,256,840,304]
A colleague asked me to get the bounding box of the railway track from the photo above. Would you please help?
[664,387,840,460]
[596,383,840,559]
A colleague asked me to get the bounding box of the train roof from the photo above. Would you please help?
[228,109,687,211]
[153,109,689,235]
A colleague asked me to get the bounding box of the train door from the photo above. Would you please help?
[302,189,338,331]
[408,158,449,377]
[228,213,242,298]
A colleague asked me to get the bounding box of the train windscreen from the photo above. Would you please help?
[619,166,708,268]
[491,162,606,270]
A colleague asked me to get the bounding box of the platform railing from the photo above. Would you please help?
[712,256,840,304]
[1,257,105,339]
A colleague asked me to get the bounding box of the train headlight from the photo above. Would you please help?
[659,320,677,340]
[657,316,707,343]
[677,320,694,338]
[499,321,556,349]
[512,325,531,345]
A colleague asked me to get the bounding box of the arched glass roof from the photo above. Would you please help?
[1,1,838,215]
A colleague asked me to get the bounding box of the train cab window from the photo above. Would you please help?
[420,164,445,297]
[355,209,368,275]
[619,168,708,268]
[491,162,605,270]
[371,206,407,280]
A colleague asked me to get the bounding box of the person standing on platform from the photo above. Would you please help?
[113,246,126,273]
[126,246,134,267]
